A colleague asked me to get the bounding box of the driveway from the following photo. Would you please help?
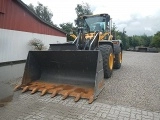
[0,51,160,120]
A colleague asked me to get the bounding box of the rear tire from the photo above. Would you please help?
[114,51,122,69]
[98,45,114,78]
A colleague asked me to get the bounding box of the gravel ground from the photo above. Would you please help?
[97,51,160,112]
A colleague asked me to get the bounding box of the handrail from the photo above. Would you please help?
[89,32,99,50]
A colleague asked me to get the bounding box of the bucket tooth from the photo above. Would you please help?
[14,85,22,91]
[61,90,73,100]
[31,87,38,94]
[62,91,69,100]
[88,96,94,104]
[51,91,57,98]
[41,89,47,96]
[51,90,60,98]
[51,87,63,97]
[62,94,68,100]
[22,86,29,93]
[74,94,81,102]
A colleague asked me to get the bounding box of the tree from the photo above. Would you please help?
[59,22,76,41]
[120,28,127,50]
[111,24,129,50]
[28,3,35,12]
[151,31,160,48]
[128,36,132,47]
[75,2,93,26]
[141,34,152,47]
[59,23,74,33]
[75,2,92,17]
[132,36,140,49]
[28,3,53,25]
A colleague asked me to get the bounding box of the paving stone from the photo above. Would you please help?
[109,109,116,114]
[108,113,118,118]
[154,115,160,119]
[130,113,136,119]
[106,116,118,120]
[119,111,130,118]
[153,112,160,116]
[118,116,124,120]
[96,112,102,117]
[111,106,121,111]
[92,117,101,120]
[101,112,108,118]
[142,115,153,119]
[154,117,160,120]
[124,117,130,120]
[136,114,142,120]
[142,111,148,116]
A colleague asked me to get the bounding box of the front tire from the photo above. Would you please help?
[98,45,114,78]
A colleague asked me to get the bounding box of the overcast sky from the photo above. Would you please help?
[22,0,160,36]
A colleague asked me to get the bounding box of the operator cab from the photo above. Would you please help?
[74,14,111,50]
[77,14,111,33]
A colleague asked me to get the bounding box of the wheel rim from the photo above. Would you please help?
[109,53,114,70]
[119,52,122,63]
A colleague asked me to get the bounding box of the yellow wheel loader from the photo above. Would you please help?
[14,14,122,103]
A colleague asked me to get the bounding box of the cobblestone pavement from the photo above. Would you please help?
[0,51,160,120]
[0,92,160,120]
[98,51,160,112]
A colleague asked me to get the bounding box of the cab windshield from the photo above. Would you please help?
[84,16,107,32]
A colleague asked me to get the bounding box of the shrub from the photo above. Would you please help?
[28,39,46,50]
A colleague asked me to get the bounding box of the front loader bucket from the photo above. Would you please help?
[15,51,104,103]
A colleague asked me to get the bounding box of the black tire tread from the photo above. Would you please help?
[114,52,122,69]
[98,44,113,78]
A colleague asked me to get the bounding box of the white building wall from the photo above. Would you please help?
[0,28,66,63]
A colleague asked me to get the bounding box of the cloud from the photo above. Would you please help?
[22,0,160,36]
[116,12,160,36]
[91,0,160,36]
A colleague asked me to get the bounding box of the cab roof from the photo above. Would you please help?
[82,14,110,18]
